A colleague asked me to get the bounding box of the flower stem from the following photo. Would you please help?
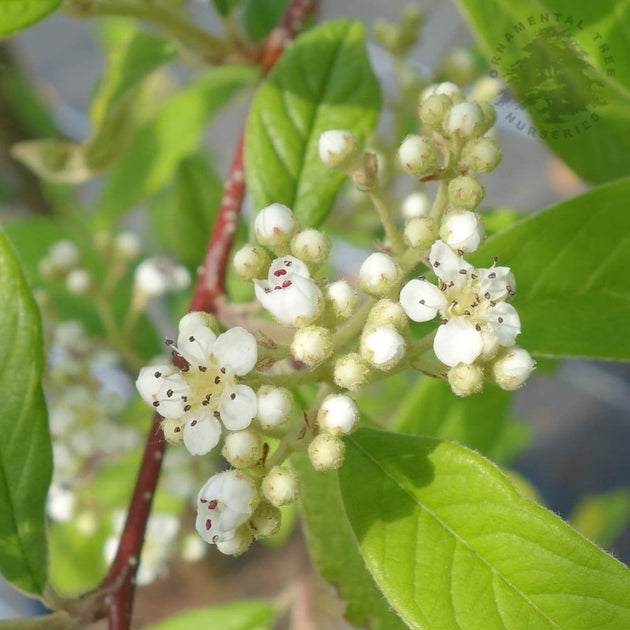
[368,186,406,256]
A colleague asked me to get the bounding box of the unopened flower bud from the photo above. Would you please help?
[479,327,501,361]
[469,77,501,103]
[418,93,452,129]
[460,137,502,173]
[448,363,484,397]
[216,525,253,556]
[113,232,140,262]
[161,419,184,445]
[367,299,408,332]
[254,203,299,251]
[398,135,439,176]
[477,101,497,134]
[222,430,262,468]
[290,229,331,269]
[404,216,437,250]
[134,258,190,297]
[401,191,431,219]
[359,252,402,297]
[291,326,333,366]
[66,268,91,294]
[308,434,345,471]
[318,130,361,171]
[361,325,406,370]
[438,48,477,86]
[261,466,299,507]
[317,394,359,436]
[48,240,80,272]
[491,347,536,390]
[256,386,292,429]
[250,502,281,539]
[421,81,464,103]
[334,353,369,390]
[325,280,359,321]
[233,244,271,281]
[448,176,485,210]
[440,210,485,253]
[444,102,484,138]
[179,311,219,334]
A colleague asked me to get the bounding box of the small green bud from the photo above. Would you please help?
[290,229,331,270]
[367,299,409,332]
[460,137,503,174]
[222,430,262,468]
[308,434,345,471]
[443,102,484,139]
[398,134,439,176]
[477,101,498,134]
[448,175,485,209]
[318,130,361,171]
[261,466,299,507]
[334,353,369,391]
[438,48,477,86]
[233,244,271,281]
[250,502,281,539]
[447,363,484,397]
[404,216,437,249]
[216,525,253,556]
[491,347,536,391]
[291,326,333,366]
[418,94,452,129]
[359,252,403,298]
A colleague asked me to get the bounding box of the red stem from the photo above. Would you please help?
[99,1,318,627]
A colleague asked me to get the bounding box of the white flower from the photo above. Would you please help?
[254,256,323,326]
[134,257,190,297]
[195,470,258,545]
[399,240,520,367]
[136,315,258,456]
[439,210,485,253]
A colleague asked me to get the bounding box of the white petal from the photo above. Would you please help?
[268,255,310,280]
[362,326,405,367]
[220,385,257,430]
[433,317,483,366]
[487,302,521,346]
[136,365,189,419]
[212,327,258,376]
[255,275,322,326]
[183,413,221,456]
[429,240,473,283]
[477,266,516,300]
[440,211,484,253]
[136,365,176,401]
[399,279,447,322]
[177,325,217,366]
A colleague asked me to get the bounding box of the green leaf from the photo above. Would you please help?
[455,0,630,183]
[340,428,630,630]
[392,377,516,461]
[143,599,276,630]
[245,19,380,227]
[0,229,51,595]
[0,0,60,36]
[294,453,407,629]
[471,177,630,359]
[242,0,289,39]
[97,64,258,227]
[151,154,222,267]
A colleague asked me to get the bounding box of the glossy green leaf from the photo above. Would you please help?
[472,177,630,359]
[392,377,518,462]
[340,428,630,630]
[0,0,60,36]
[143,599,276,630]
[245,19,380,227]
[97,64,258,227]
[455,0,630,183]
[294,453,406,629]
[0,229,51,595]
[151,154,222,267]
[242,0,289,39]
